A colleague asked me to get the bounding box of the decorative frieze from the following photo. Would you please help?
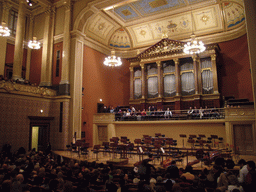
[0,81,57,96]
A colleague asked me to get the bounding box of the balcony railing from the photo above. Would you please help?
[114,108,225,121]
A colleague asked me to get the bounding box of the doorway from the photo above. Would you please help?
[31,125,50,152]
[29,116,54,153]
[233,124,254,155]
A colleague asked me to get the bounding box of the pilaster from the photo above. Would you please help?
[0,1,12,76]
[174,58,180,96]
[211,54,219,94]
[69,32,84,140]
[59,0,71,95]
[140,63,145,99]
[192,55,199,94]
[12,0,26,80]
[40,7,55,87]
[25,15,34,80]
[129,66,134,100]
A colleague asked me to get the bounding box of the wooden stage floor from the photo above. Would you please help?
[52,149,256,170]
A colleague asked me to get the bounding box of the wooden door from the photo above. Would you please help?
[233,124,254,155]
[37,125,50,152]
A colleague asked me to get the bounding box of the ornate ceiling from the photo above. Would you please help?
[76,0,246,58]
[9,0,246,58]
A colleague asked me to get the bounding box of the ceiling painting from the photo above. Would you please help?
[114,5,139,21]
[223,2,245,29]
[86,14,116,42]
[133,25,154,44]
[131,0,186,16]
[193,5,220,31]
[109,28,132,49]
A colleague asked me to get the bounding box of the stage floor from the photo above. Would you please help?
[52,149,256,170]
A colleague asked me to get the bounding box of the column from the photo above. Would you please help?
[129,66,134,100]
[140,63,145,99]
[0,1,11,76]
[59,0,71,95]
[174,58,181,96]
[157,61,163,98]
[12,0,26,80]
[40,7,54,87]
[25,15,34,80]
[244,0,256,124]
[192,55,199,94]
[211,54,219,94]
[174,58,181,110]
[69,33,84,140]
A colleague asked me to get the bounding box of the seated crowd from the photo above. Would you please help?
[1,143,256,192]
[108,105,223,121]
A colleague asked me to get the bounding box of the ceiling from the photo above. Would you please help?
[78,0,246,57]
[10,0,246,58]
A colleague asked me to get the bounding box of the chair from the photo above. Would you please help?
[92,144,101,160]
[155,133,161,138]
[110,142,119,159]
[102,142,110,156]
[121,136,128,144]
[179,134,187,148]
[134,139,142,146]
[81,143,90,159]
[211,135,218,147]
[218,137,224,148]
[66,144,71,155]
[127,143,135,158]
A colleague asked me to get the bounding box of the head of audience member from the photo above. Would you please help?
[227,175,239,186]
[247,161,256,171]
[238,159,247,168]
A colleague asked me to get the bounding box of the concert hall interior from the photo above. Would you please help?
[0,0,256,168]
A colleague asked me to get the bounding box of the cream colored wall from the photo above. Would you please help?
[54,6,65,36]
[72,0,91,28]
[33,13,45,40]
[114,121,226,148]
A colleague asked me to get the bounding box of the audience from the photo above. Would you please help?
[1,144,255,192]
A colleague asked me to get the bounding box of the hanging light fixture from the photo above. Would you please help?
[103,50,122,67]
[0,22,10,37]
[183,9,205,54]
[28,37,41,49]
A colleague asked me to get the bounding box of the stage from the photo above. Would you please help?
[51,148,256,170]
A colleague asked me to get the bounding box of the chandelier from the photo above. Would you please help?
[183,9,205,54]
[183,34,206,54]
[103,50,122,67]
[28,37,41,49]
[0,22,10,37]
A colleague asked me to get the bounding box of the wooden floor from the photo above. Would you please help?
[52,148,256,170]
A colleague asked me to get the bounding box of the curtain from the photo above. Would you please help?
[134,79,142,99]
[181,72,195,95]
[164,74,176,97]
[147,76,158,98]
[202,70,213,94]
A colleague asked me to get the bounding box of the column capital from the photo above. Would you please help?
[173,58,179,64]
[2,1,12,11]
[192,55,198,61]
[129,66,134,72]
[63,0,72,10]
[156,61,161,67]
[44,6,53,15]
[140,63,144,69]
[211,54,216,61]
